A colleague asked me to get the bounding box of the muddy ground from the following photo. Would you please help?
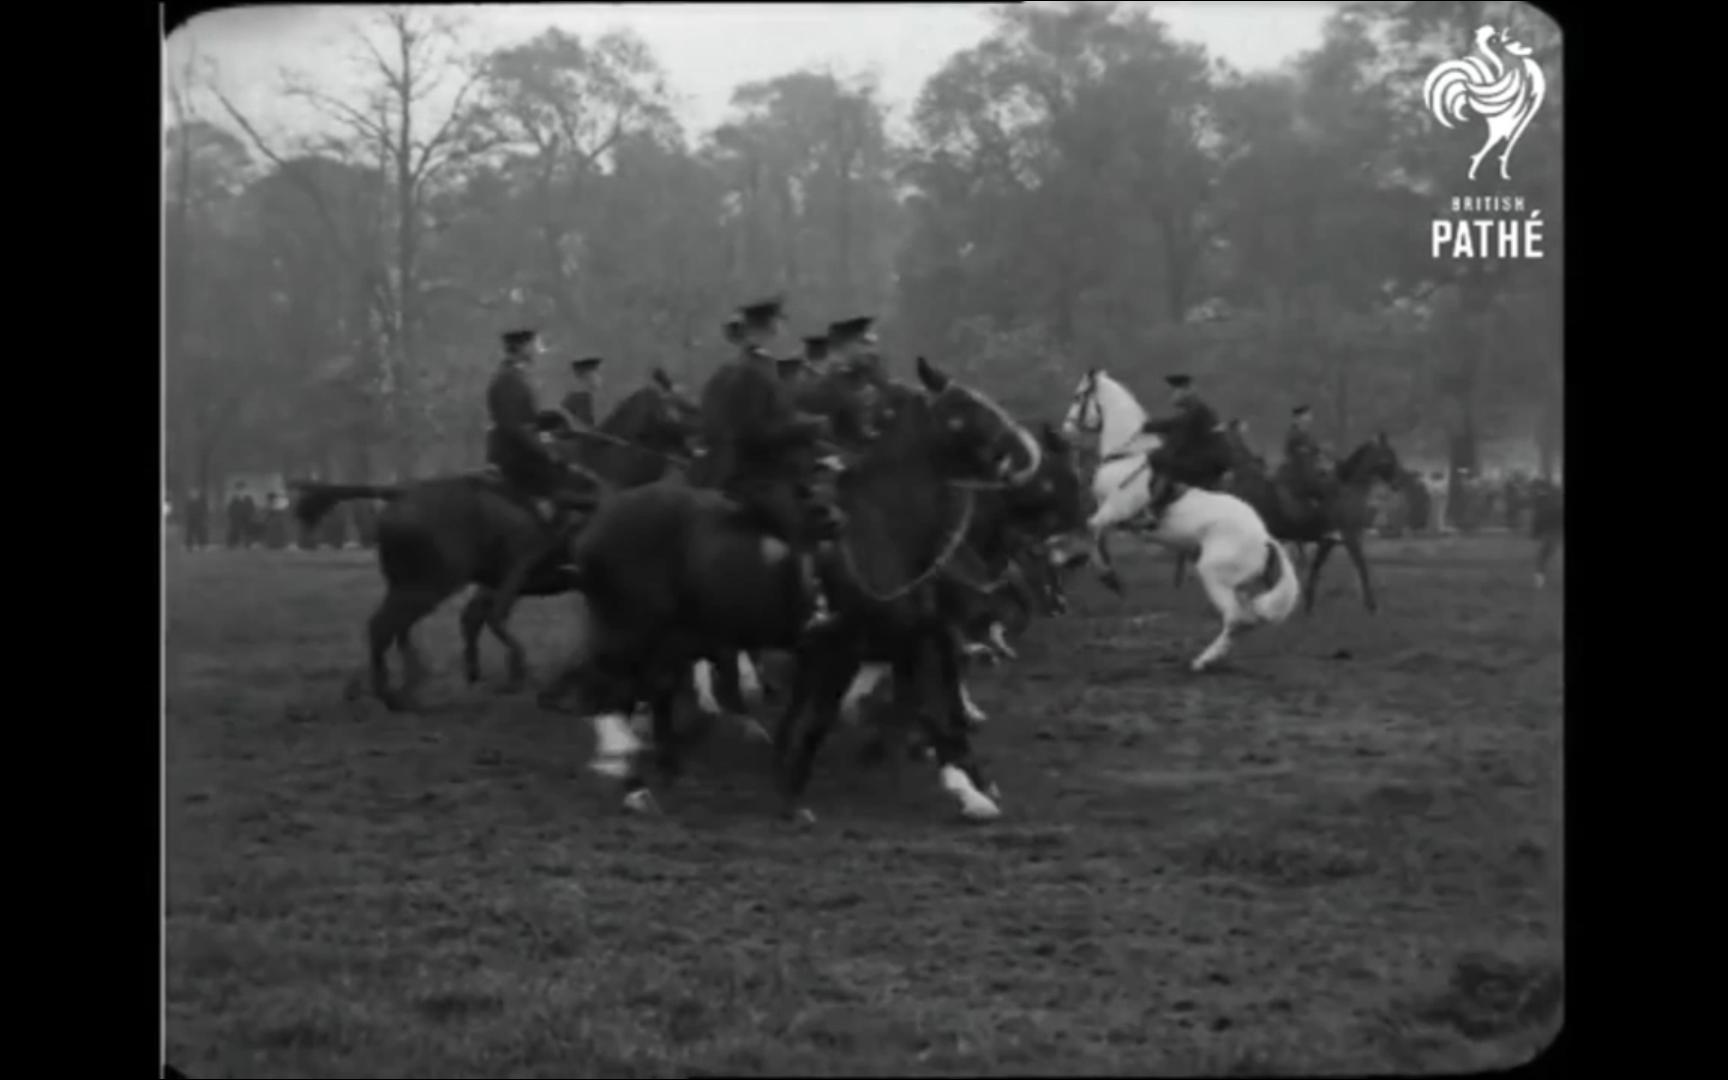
[166,534,1562,1077]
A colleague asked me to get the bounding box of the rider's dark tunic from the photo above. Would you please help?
[699,344,825,544]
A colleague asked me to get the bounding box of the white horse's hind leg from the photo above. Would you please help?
[959,680,988,727]
[589,712,643,778]
[1192,565,1247,672]
[692,661,720,714]
[736,653,764,704]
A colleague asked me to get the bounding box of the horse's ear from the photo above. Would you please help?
[651,367,673,392]
[915,356,949,392]
[1376,430,1390,446]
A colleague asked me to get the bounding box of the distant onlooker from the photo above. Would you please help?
[1424,471,1449,533]
[225,484,257,549]
[263,491,289,549]
[181,490,209,550]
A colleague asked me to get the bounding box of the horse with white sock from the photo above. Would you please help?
[1058,368,1301,670]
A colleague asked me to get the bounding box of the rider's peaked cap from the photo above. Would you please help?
[802,335,830,359]
[828,316,877,344]
[738,297,786,329]
[571,356,604,372]
[1292,404,1312,416]
[1164,373,1193,389]
[501,329,538,350]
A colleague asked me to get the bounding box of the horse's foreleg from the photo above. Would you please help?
[777,649,854,824]
[1302,539,1339,616]
[481,566,534,692]
[1534,533,1560,589]
[1092,529,1125,596]
[459,589,490,684]
[367,584,450,712]
[926,629,1000,821]
[1172,552,1190,588]
[1341,533,1378,613]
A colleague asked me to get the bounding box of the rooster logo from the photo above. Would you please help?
[1423,26,1548,181]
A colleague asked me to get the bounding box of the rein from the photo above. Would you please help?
[838,485,978,605]
[550,405,694,467]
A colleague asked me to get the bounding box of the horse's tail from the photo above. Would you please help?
[290,482,405,530]
[1249,539,1301,624]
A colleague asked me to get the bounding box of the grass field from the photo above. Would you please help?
[165,535,1563,1078]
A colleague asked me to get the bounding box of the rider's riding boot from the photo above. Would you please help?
[801,550,837,629]
[1143,473,1176,525]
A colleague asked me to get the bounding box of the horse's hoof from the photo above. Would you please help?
[589,755,632,779]
[380,692,414,713]
[960,800,1002,822]
[735,716,772,744]
[622,788,660,815]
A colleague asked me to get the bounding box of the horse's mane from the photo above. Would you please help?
[599,386,657,436]
[1335,439,1391,482]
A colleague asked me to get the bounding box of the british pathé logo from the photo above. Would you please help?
[1424,26,1550,261]
[1423,26,1547,182]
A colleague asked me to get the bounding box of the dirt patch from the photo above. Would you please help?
[166,537,1562,1076]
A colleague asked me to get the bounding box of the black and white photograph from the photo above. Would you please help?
[163,2,1563,1074]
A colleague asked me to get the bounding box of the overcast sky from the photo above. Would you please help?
[168,2,1337,140]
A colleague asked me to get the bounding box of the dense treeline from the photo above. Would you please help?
[164,1,1561,497]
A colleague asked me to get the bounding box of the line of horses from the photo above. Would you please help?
[288,359,1548,825]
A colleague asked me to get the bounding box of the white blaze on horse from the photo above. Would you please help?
[1058,368,1301,671]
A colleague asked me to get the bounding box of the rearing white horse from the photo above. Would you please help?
[1059,368,1301,671]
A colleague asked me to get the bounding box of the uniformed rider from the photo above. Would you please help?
[777,353,812,385]
[699,298,837,630]
[485,329,590,529]
[561,356,604,428]
[1283,404,1334,512]
[1139,373,1228,525]
[826,316,880,378]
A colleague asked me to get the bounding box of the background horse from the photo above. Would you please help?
[1529,479,1564,588]
[1214,435,1404,613]
[289,377,700,710]
[538,357,1047,823]
[1060,368,1301,671]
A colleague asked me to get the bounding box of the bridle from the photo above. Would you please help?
[1068,372,1103,438]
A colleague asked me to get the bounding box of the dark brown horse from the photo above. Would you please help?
[1529,479,1564,589]
[537,357,1049,823]
[290,376,700,711]
[1177,435,1404,613]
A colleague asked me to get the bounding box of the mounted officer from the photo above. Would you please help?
[1224,417,1265,472]
[1139,373,1230,525]
[699,298,837,629]
[484,328,592,531]
[1281,404,1335,514]
[561,355,604,429]
[826,316,880,378]
[800,333,831,375]
[777,353,812,386]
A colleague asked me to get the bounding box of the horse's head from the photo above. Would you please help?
[1342,432,1405,487]
[913,355,1043,485]
[605,376,700,455]
[1062,368,1104,439]
[1003,421,1089,539]
[799,362,886,447]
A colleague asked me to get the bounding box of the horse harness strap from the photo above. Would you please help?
[1101,448,1152,492]
[837,485,977,605]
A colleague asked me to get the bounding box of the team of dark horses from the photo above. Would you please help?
[291,359,1560,821]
